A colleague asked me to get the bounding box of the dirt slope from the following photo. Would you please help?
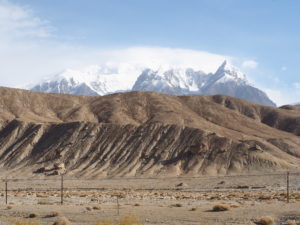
[0,86,299,177]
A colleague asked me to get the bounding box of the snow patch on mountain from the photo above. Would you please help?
[132,67,209,95]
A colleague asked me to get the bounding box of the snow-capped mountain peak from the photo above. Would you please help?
[29,61,276,106]
[213,60,248,84]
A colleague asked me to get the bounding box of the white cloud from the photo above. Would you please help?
[265,87,300,106]
[0,44,232,87]
[293,82,300,89]
[0,0,53,40]
[264,89,284,106]
[95,47,231,73]
[281,66,287,71]
[242,60,258,69]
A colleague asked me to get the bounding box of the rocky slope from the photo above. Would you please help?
[0,87,299,178]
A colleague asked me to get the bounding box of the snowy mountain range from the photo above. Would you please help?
[30,61,276,106]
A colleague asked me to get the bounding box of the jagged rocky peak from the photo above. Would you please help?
[213,60,247,83]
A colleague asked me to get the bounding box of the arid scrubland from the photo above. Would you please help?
[0,88,300,224]
[0,174,299,225]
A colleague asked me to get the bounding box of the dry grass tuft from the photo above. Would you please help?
[86,206,92,211]
[133,203,142,206]
[190,207,197,211]
[212,204,231,212]
[37,201,53,205]
[230,204,239,208]
[53,217,70,225]
[286,220,296,225]
[95,221,111,225]
[255,216,275,225]
[96,214,141,225]
[11,219,40,225]
[118,214,141,225]
[6,206,12,210]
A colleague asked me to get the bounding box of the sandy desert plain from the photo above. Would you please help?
[0,173,299,225]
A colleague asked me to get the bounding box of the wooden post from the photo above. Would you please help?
[61,174,64,205]
[117,196,120,215]
[287,171,290,203]
[5,180,7,205]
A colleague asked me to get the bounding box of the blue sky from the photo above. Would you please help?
[1,0,300,105]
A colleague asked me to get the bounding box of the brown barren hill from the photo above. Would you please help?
[0,86,299,177]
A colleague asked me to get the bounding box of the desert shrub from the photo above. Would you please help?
[258,195,272,200]
[190,207,197,211]
[79,194,87,197]
[86,206,92,211]
[53,217,70,225]
[256,216,275,225]
[210,195,221,200]
[92,206,101,210]
[212,204,231,211]
[28,213,39,218]
[49,211,61,217]
[36,193,48,198]
[116,193,126,199]
[133,203,142,206]
[37,201,53,205]
[172,203,183,207]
